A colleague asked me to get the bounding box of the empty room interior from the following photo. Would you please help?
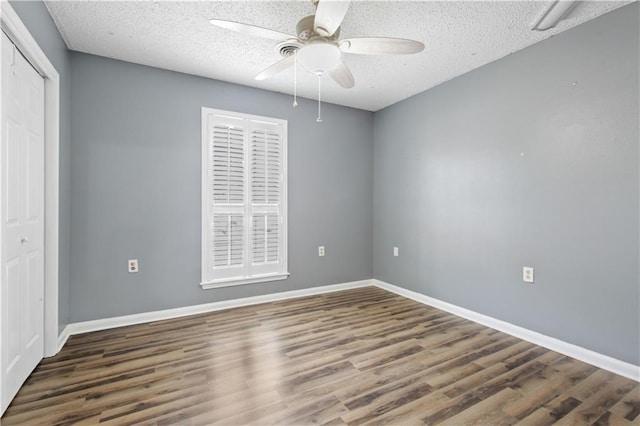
[1,0,639,424]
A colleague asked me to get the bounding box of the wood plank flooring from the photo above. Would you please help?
[2,287,638,425]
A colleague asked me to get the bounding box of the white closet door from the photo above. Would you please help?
[1,31,45,413]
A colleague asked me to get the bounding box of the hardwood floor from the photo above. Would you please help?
[2,287,638,425]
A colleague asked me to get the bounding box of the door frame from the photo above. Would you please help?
[1,0,59,365]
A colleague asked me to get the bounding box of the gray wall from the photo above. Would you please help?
[10,0,71,334]
[373,3,639,365]
[69,52,373,322]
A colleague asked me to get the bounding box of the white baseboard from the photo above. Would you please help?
[56,326,72,354]
[54,278,638,382]
[59,279,374,342]
[373,279,640,382]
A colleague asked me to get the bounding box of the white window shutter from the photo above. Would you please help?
[212,214,244,268]
[251,128,281,205]
[211,124,244,204]
[266,214,279,263]
[202,108,288,288]
[206,116,246,281]
[251,213,279,265]
[249,122,284,275]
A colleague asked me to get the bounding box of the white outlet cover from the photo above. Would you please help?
[523,266,534,283]
[393,247,399,256]
[128,259,139,273]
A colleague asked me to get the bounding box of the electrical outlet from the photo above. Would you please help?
[318,246,325,257]
[128,259,139,273]
[523,266,534,283]
[393,247,399,257]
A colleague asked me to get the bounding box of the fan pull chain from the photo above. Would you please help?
[316,73,322,123]
[293,51,298,108]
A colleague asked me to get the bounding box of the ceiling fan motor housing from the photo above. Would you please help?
[296,15,340,40]
[277,15,341,59]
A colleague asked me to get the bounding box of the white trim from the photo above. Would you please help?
[0,2,60,358]
[56,326,71,354]
[373,279,640,382]
[54,278,640,383]
[201,272,290,289]
[200,107,208,285]
[63,279,373,337]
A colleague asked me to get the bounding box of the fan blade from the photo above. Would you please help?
[314,0,350,37]
[210,19,294,42]
[340,37,424,55]
[329,61,355,89]
[255,55,295,81]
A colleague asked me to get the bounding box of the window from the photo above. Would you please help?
[201,108,288,289]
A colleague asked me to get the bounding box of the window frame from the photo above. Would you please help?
[201,107,288,289]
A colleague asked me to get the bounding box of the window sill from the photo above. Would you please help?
[200,272,290,289]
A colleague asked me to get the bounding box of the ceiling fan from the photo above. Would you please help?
[209,0,425,90]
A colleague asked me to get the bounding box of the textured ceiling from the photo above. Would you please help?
[44,0,631,111]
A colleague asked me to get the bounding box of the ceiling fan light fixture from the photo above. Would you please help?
[296,42,341,75]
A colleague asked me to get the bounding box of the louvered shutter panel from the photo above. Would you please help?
[251,214,279,264]
[212,214,244,267]
[207,115,246,281]
[250,122,284,274]
[211,124,244,204]
[251,128,281,205]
